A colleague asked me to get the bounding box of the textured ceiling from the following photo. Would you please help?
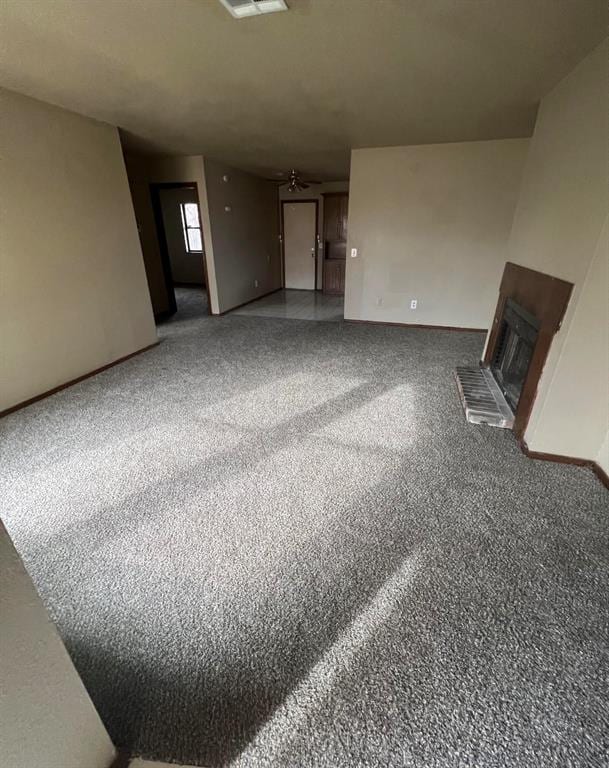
[0,0,606,179]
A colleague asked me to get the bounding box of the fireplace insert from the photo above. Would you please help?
[491,298,540,412]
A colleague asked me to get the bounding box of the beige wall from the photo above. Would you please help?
[124,155,172,315]
[530,216,607,462]
[124,153,219,314]
[279,181,349,289]
[504,40,608,462]
[344,139,529,328]
[0,89,157,412]
[0,521,115,768]
[204,158,281,313]
[597,431,609,477]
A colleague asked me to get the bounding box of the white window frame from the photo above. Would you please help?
[180,202,203,253]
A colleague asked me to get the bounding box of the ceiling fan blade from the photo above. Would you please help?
[270,170,324,192]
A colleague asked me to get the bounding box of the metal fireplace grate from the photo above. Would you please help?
[454,366,514,429]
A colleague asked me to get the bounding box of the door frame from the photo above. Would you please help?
[280,199,319,291]
[321,191,349,295]
[149,181,212,319]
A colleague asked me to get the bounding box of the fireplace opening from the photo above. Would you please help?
[455,262,573,436]
[491,298,540,412]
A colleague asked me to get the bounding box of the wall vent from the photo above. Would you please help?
[219,0,288,19]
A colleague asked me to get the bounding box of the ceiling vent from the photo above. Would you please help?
[219,0,288,19]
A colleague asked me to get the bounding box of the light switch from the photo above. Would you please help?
[351,247,358,258]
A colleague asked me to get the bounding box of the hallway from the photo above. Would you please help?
[161,285,209,325]
[231,289,344,322]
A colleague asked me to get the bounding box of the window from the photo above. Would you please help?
[180,202,203,253]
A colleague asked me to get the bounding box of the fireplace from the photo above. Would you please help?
[490,298,540,412]
[455,262,573,438]
[482,262,573,438]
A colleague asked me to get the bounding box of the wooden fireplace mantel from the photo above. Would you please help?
[483,261,573,440]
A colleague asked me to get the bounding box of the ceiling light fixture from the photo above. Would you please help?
[271,169,322,193]
[219,0,288,19]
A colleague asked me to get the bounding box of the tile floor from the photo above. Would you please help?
[231,289,344,322]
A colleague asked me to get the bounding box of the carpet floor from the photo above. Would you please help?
[2,289,608,767]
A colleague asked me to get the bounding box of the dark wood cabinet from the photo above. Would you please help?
[324,194,348,242]
[323,259,346,295]
[338,194,348,241]
[322,192,348,295]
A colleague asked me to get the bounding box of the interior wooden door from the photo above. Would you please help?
[322,193,348,295]
[283,201,317,290]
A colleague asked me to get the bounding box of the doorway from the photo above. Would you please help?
[282,200,318,290]
[322,192,348,295]
[150,182,211,320]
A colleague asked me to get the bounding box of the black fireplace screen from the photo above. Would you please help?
[491,298,540,411]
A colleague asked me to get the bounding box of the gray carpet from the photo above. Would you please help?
[2,288,608,768]
[167,284,210,321]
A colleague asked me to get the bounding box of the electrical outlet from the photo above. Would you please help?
[410,299,417,310]
[254,279,259,288]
